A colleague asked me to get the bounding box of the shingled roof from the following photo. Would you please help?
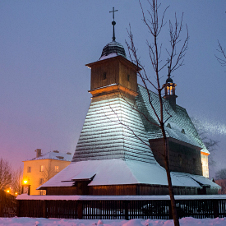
[72,92,156,164]
[136,85,209,154]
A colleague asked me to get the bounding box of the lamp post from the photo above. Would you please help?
[22,179,30,195]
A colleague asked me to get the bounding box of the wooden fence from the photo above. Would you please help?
[0,190,17,217]
[17,195,226,219]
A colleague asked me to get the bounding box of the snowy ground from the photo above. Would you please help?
[0,217,226,226]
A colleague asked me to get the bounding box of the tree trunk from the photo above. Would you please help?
[163,133,179,226]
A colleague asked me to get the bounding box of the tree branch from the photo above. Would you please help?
[215,40,226,67]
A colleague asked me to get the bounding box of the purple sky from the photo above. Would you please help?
[0,1,225,178]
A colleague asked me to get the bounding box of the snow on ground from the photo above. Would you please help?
[0,217,226,226]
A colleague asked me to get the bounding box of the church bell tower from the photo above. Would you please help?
[86,7,139,100]
[163,69,177,110]
[72,8,153,164]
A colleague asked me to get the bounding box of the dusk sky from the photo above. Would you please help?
[0,1,225,178]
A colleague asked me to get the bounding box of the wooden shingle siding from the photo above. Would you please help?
[72,93,155,164]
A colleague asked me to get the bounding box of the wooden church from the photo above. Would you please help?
[39,16,219,196]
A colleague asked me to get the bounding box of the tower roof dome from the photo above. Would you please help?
[100,41,126,59]
[166,67,174,83]
[99,7,126,60]
[166,76,173,83]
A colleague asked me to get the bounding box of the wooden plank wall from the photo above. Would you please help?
[46,184,203,196]
[0,190,17,217]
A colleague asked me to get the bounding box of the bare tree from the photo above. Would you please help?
[0,158,13,191]
[215,41,226,67]
[11,167,23,195]
[192,118,219,166]
[125,1,189,225]
[42,167,55,182]
[203,138,218,166]
[41,160,57,183]
[215,168,226,180]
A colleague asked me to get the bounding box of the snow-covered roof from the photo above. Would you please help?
[172,172,220,188]
[17,194,226,201]
[39,159,219,190]
[25,151,73,162]
[136,85,209,154]
[99,53,118,61]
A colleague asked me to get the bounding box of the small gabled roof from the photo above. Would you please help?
[24,150,73,162]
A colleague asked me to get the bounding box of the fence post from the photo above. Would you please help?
[169,200,173,219]
[213,200,219,218]
[124,201,128,220]
[43,200,47,218]
[16,200,20,217]
[0,200,3,217]
[77,201,83,219]
[0,191,5,217]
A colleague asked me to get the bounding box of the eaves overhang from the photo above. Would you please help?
[86,55,141,72]
[149,137,202,151]
[89,83,138,98]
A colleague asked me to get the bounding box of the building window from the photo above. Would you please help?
[127,74,130,81]
[39,178,44,185]
[166,123,171,128]
[193,158,196,165]
[55,165,59,172]
[103,72,106,80]
[40,165,44,172]
[27,166,31,173]
[40,190,45,195]
[178,154,182,166]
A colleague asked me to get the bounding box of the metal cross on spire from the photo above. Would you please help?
[109,7,118,41]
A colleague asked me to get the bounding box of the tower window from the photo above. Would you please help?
[167,86,173,95]
[103,72,107,80]
[127,74,130,81]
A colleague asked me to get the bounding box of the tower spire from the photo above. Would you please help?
[167,66,171,80]
[109,7,118,41]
